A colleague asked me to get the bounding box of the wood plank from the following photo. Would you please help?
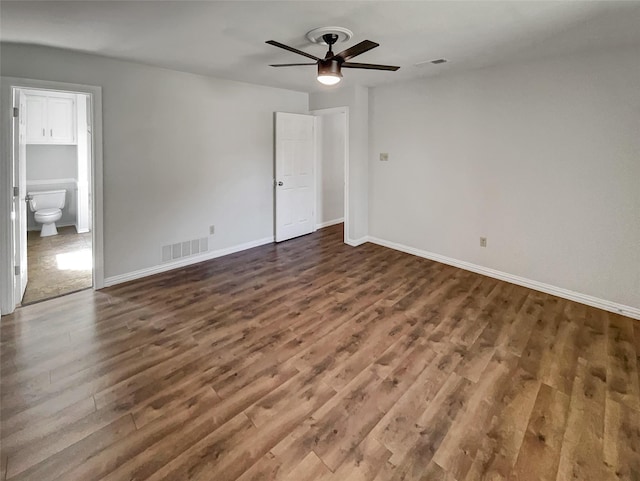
[132,413,257,481]
[233,452,282,481]
[0,396,95,456]
[463,365,541,480]
[606,313,640,411]
[0,224,637,481]
[556,358,612,481]
[603,396,640,480]
[144,371,334,481]
[280,451,332,481]
[434,349,520,480]
[4,414,137,481]
[327,436,392,481]
[47,366,294,481]
[382,373,474,479]
[311,334,439,471]
[510,383,571,481]
[371,350,462,461]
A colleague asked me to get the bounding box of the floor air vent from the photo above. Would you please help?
[162,237,208,262]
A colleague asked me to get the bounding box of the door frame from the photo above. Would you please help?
[1,77,104,315]
[309,107,349,245]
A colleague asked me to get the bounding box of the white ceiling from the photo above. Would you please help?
[1,1,639,93]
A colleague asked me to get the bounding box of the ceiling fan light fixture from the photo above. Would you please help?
[266,33,399,85]
[317,75,341,86]
[317,59,342,85]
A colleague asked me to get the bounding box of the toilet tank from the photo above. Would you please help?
[27,189,66,212]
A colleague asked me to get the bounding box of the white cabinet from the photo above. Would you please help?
[25,92,76,145]
[47,97,75,143]
[26,95,47,142]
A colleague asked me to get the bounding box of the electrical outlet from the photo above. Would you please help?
[209,225,215,235]
[480,237,487,247]
[379,152,389,161]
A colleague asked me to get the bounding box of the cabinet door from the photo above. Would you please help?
[47,96,75,144]
[25,95,47,143]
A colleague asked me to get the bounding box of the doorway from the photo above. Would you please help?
[274,107,348,244]
[19,88,93,304]
[0,77,104,315]
[312,107,347,241]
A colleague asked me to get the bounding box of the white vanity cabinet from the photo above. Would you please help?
[25,91,76,145]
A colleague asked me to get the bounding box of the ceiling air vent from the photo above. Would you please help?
[414,58,448,67]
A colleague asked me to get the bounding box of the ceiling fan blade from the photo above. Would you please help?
[269,63,317,67]
[334,40,379,61]
[266,40,320,61]
[342,62,400,71]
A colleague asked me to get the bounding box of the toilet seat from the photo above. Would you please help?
[35,208,61,217]
[35,208,62,221]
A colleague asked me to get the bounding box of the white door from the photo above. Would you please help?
[25,94,47,143]
[14,89,28,302]
[275,112,315,242]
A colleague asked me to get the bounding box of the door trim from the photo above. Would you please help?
[1,77,104,315]
[309,107,349,245]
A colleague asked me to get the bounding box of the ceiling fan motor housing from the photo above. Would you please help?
[318,58,343,78]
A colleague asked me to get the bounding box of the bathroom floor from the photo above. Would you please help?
[23,226,92,305]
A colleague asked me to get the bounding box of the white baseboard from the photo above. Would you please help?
[316,217,344,229]
[366,236,640,321]
[345,236,369,247]
[104,236,274,287]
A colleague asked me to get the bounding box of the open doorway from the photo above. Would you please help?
[273,108,348,244]
[17,88,93,304]
[311,107,348,242]
[1,77,103,315]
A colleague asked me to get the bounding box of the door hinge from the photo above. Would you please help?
[14,266,20,275]
[13,107,19,118]
[13,186,19,197]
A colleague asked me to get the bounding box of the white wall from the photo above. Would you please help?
[369,47,640,311]
[310,85,369,242]
[1,43,308,279]
[315,112,345,226]
[26,145,77,180]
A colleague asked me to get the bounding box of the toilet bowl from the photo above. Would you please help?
[34,208,63,236]
[27,189,66,237]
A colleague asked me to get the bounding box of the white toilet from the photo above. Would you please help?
[27,189,66,237]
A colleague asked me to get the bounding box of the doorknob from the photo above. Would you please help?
[277,181,284,186]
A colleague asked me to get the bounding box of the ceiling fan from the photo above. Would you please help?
[266,33,400,86]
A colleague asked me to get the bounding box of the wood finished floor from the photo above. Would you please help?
[1,224,639,481]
